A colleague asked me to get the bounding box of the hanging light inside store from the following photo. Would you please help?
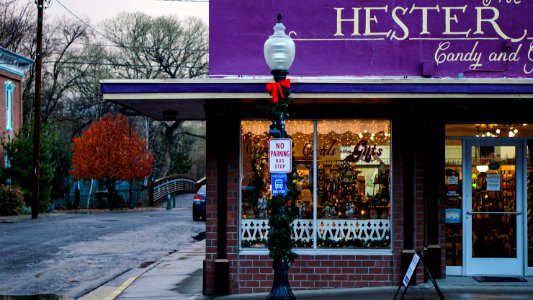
[475,123,526,138]
[476,165,489,173]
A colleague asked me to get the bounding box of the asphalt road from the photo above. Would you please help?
[0,193,203,298]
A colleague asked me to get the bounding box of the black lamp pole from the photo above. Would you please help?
[264,14,296,300]
[266,68,293,300]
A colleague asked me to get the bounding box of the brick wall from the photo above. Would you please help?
[231,254,396,294]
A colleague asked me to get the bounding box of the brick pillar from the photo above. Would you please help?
[423,116,445,280]
[394,110,416,282]
[204,103,240,295]
[204,104,229,294]
[394,103,427,285]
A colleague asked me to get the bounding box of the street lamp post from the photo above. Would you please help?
[264,14,296,300]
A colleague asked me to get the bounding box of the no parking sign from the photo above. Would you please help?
[269,138,292,173]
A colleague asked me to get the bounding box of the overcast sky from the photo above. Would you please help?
[37,0,208,25]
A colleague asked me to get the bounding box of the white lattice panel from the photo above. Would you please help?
[292,219,313,242]
[241,219,390,243]
[241,219,269,242]
[317,219,390,241]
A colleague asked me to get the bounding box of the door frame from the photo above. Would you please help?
[462,138,525,276]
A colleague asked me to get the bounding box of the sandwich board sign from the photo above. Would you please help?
[394,251,445,300]
[402,252,420,287]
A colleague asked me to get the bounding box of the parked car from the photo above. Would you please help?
[193,184,206,221]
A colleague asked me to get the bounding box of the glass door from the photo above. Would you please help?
[464,140,524,275]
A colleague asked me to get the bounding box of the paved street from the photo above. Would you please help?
[0,193,203,299]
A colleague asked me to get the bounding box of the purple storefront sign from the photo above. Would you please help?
[210,0,533,78]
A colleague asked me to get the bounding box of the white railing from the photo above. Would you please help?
[241,218,390,243]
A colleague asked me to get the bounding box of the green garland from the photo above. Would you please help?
[265,81,291,137]
[316,236,391,248]
[265,83,298,262]
[242,236,391,249]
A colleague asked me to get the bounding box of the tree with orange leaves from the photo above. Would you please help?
[70,113,154,207]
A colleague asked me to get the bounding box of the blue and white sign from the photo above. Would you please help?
[271,173,287,196]
[445,208,462,224]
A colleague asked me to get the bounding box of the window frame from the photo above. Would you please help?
[239,119,393,256]
[4,81,14,132]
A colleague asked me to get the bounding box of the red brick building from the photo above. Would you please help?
[102,0,533,296]
[0,48,32,167]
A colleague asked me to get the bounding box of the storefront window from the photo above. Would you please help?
[240,120,391,250]
[445,139,463,266]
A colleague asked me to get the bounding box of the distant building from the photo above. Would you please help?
[0,48,33,167]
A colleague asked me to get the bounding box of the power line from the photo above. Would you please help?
[54,0,115,43]
[42,60,206,69]
[62,41,208,52]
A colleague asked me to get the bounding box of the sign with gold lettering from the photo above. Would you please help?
[211,0,533,78]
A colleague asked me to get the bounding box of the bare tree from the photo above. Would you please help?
[0,0,35,53]
[101,13,208,178]
[14,15,96,125]
[102,13,208,79]
[40,18,92,123]
[59,42,115,137]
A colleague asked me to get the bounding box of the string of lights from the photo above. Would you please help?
[241,120,390,140]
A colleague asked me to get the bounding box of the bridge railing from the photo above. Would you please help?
[151,174,197,204]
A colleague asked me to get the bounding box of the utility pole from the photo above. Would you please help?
[32,0,47,219]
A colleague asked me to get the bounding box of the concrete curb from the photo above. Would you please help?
[78,240,206,300]
[76,262,155,300]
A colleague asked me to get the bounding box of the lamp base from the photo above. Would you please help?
[267,258,295,300]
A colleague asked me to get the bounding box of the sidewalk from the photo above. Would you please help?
[78,239,206,300]
[214,277,533,300]
[80,239,533,300]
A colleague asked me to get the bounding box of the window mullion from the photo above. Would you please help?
[313,120,318,249]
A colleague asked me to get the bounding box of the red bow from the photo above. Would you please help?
[266,79,290,103]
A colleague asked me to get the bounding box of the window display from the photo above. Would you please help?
[445,139,463,266]
[240,120,391,249]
